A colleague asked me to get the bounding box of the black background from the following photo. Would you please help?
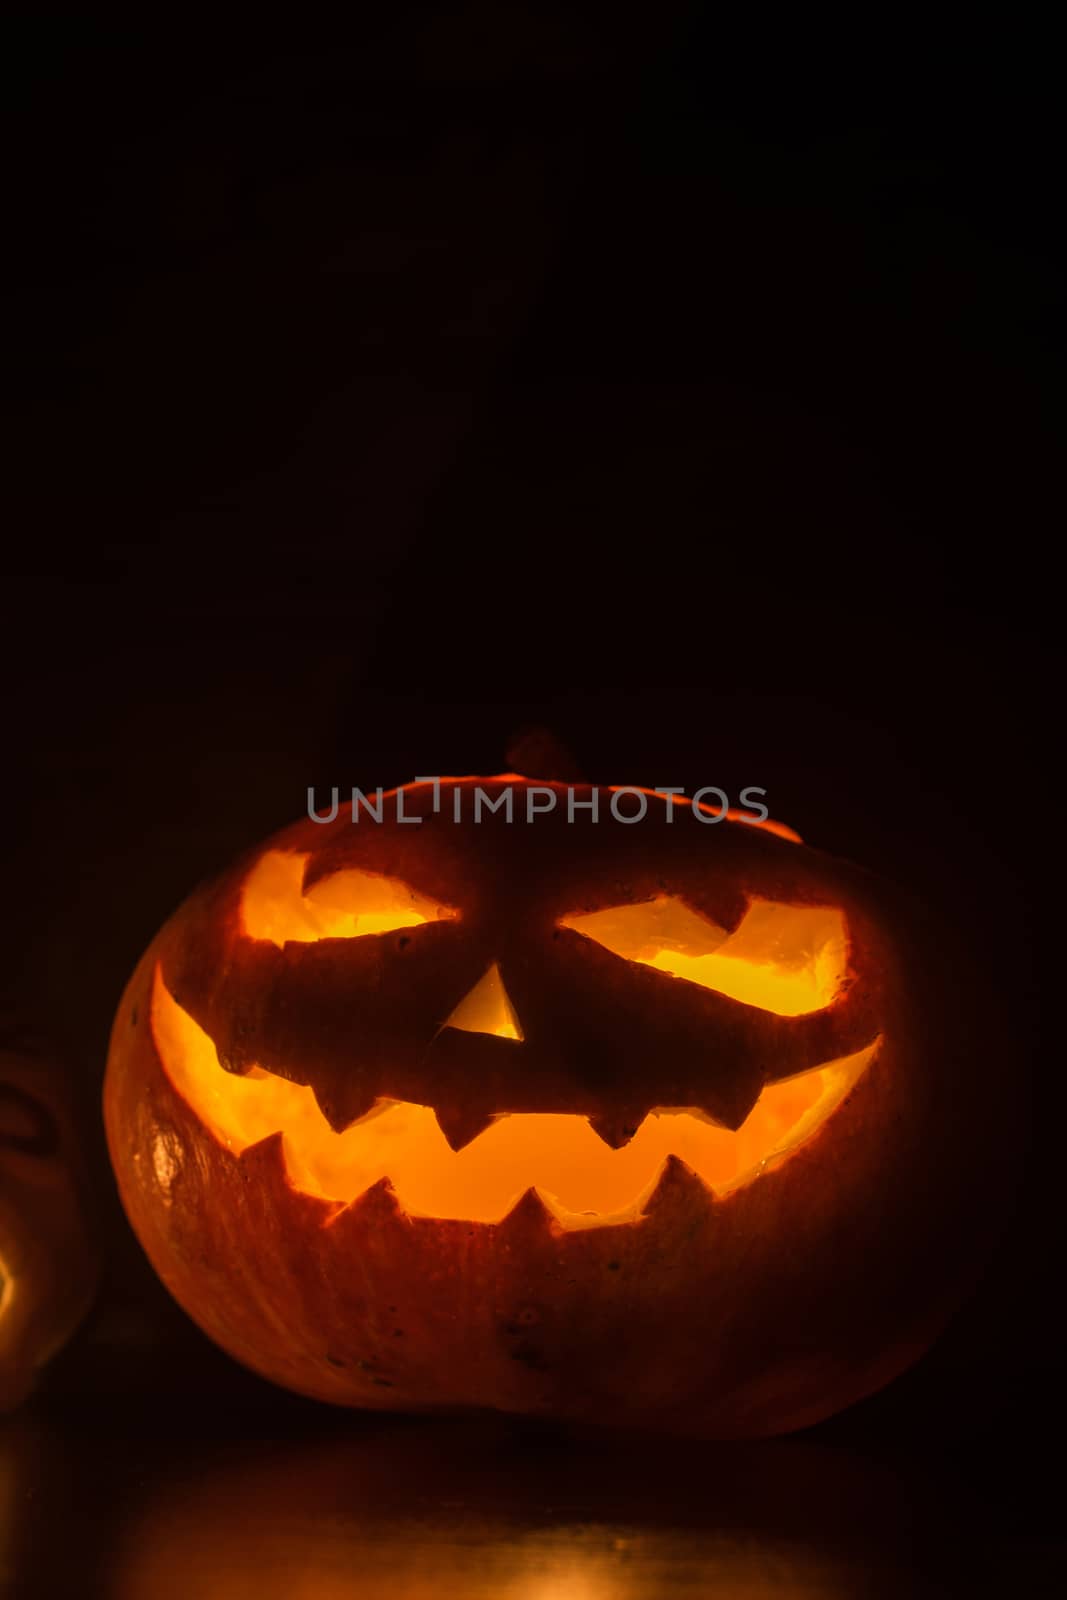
[3,8,1063,1592]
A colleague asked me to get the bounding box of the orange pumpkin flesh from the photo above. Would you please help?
[103,776,989,1437]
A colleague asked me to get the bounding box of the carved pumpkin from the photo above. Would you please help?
[103,775,991,1436]
[0,1038,99,1409]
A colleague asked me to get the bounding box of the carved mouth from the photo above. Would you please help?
[151,969,878,1231]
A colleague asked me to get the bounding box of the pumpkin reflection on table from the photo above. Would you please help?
[0,1402,1016,1598]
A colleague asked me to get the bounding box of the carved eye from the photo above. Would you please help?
[559,897,849,1016]
[241,851,457,946]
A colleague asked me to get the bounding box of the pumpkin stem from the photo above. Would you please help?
[505,727,586,784]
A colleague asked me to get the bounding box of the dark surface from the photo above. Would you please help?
[3,9,1064,1594]
[4,1393,1063,1597]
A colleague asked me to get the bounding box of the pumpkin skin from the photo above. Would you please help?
[103,776,995,1437]
[1,1042,99,1410]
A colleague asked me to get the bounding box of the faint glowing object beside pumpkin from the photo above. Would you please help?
[0,1045,98,1410]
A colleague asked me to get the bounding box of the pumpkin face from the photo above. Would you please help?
[104,776,989,1437]
[0,1044,99,1410]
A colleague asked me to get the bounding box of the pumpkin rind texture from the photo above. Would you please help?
[103,777,996,1436]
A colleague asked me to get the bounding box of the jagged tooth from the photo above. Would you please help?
[217,1043,253,1075]
[339,1174,405,1224]
[587,1109,647,1150]
[238,1130,288,1178]
[433,1103,497,1152]
[700,1073,763,1134]
[238,1133,340,1222]
[497,1185,557,1237]
[642,1154,716,1223]
[313,1083,381,1135]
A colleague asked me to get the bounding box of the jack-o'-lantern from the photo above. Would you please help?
[103,773,995,1436]
[1,1037,99,1410]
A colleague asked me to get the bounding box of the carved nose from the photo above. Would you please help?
[446,963,524,1041]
